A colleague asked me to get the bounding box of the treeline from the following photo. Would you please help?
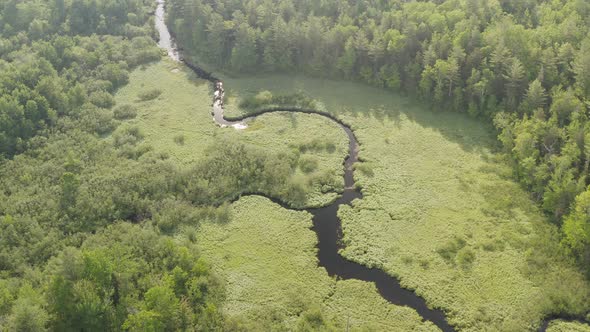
[167,0,590,269]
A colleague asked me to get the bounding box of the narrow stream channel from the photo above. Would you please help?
[154,1,588,331]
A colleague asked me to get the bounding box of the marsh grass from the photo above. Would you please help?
[173,133,185,145]
[137,88,162,101]
[113,104,138,120]
[221,74,590,331]
[195,196,439,331]
[114,60,347,207]
[113,60,446,330]
[116,63,590,331]
[546,320,590,332]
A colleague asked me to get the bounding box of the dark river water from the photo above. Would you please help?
[154,1,590,331]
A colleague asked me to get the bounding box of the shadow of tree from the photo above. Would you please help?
[221,74,497,155]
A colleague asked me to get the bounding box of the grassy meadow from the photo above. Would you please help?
[221,75,590,331]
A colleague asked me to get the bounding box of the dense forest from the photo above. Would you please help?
[167,0,590,268]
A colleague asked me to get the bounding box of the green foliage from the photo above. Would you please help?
[0,61,355,330]
[137,88,162,102]
[0,0,159,157]
[0,4,233,329]
[563,189,590,264]
[436,236,467,263]
[173,133,185,145]
[184,139,308,207]
[5,284,48,332]
[296,307,338,332]
[196,196,438,331]
[546,320,590,332]
[43,223,224,331]
[114,61,348,210]
[3,0,590,329]
[299,156,318,174]
[113,104,137,120]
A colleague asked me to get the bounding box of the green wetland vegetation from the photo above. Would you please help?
[211,74,590,331]
[546,320,590,332]
[1,0,590,331]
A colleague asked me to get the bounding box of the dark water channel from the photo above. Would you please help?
[154,1,588,331]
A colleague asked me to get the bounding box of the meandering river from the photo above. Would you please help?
[153,1,587,331]
[153,1,453,330]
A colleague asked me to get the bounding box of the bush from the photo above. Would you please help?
[456,247,476,268]
[255,90,273,104]
[355,163,374,177]
[299,156,318,173]
[89,90,115,109]
[79,105,117,135]
[152,199,200,233]
[113,125,144,147]
[173,134,185,145]
[137,89,162,102]
[437,236,467,263]
[113,104,138,120]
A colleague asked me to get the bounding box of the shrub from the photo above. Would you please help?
[299,156,318,173]
[355,163,374,177]
[238,90,317,111]
[254,90,273,104]
[113,104,138,120]
[152,199,200,233]
[137,89,162,101]
[173,134,185,145]
[79,105,117,135]
[89,90,115,109]
[437,236,467,263]
[113,125,144,147]
[456,247,476,268]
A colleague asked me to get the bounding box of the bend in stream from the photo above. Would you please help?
[154,1,586,331]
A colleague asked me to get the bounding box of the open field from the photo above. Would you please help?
[222,75,590,331]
